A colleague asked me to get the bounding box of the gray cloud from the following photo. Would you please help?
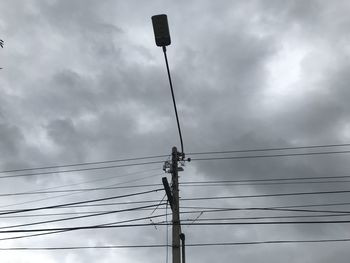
[1,0,350,262]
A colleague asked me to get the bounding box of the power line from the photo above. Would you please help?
[0,223,161,233]
[180,220,350,226]
[0,173,163,209]
[0,168,161,210]
[3,209,348,242]
[3,204,350,219]
[271,201,350,209]
[181,201,350,211]
[181,174,350,184]
[180,213,350,221]
[0,211,131,218]
[0,203,166,230]
[3,237,350,249]
[0,188,162,216]
[13,175,350,198]
[0,244,168,250]
[11,176,350,197]
[4,220,350,234]
[180,179,350,187]
[0,199,163,214]
[1,142,349,177]
[181,207,350,216]
[190,150,350,161]
[5,198,350,217]
[49,199,163,208]
[26,167,160,194]
[181,207,350,215]
[0,213,169,242]
[0,155,168,174]
[181,189,350,201]
[0,183,162,197]
[3,199,350,216]
[186,238,350,247]
[187,143,350,156]
[166,203,169,263]
[0,160,164,179]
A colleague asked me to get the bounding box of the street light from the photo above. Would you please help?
[151,14,184,159]
[151,14,171,47]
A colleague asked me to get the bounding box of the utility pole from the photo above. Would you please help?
[152,14,189,263]
[171,146,181,263]
[162,147,184,263]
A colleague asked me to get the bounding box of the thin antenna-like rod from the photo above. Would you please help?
[162,46,184,156]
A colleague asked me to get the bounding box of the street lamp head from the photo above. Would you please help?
[151,14,171,47]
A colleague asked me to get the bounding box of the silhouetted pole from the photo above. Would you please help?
[152,14,185,263]
[171,146,181,263]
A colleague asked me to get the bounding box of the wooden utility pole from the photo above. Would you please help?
[171,146,181,263]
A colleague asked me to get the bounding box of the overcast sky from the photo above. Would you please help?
[1,0,350,262]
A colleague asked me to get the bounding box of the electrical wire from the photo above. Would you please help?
[13,175,350,198]
[0,211,143,219]
[186,238,350,247]
[180,213,350,221]
[0,245,168,250]
[190,150,350,161]
[0,182,162,197]
[0,173,163,209]
[0,168,162,210]
[0,155,168,174]
[4,200,350,216]
[180,180,350,187]
[4,238,350,250]
[187,143,350,155]
[0,188,162,216]
[0,213,169,242]
[181,189,350,201]
[50,199,163,208]
[182,207,350,215]
[180,201,350,211]
[165,203,169,263]
[9,179,350,200]
[3,218,350,242]
[5,220,350,234]
[3,205,350,219]
[271,201,350,209]
[0,200,163,214]
[0,203,166,230]
[3,199,350,216]
[26,167,160,195]
[180,221,350,225]
[1,142,349,177]
[150,194,167,215]
[0,223,162,233]
[181,175,350,184]
[0,160,164,179]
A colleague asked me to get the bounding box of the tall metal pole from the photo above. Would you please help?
[171,146,181,263]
